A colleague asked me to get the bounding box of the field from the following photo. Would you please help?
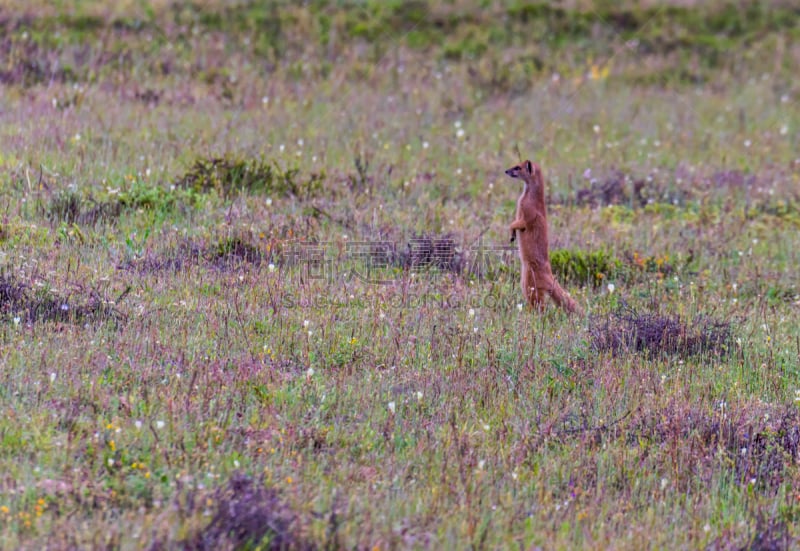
[1,0,800,548]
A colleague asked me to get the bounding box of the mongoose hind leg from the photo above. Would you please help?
[521,265,548,311]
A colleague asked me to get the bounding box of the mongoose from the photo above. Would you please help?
[505,160,582,315]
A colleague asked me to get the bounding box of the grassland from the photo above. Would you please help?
[1,0,799,549]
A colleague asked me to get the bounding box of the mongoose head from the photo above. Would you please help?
[504,160,542,186]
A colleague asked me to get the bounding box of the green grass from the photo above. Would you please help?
[1,0,800,548]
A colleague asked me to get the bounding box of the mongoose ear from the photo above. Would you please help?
[525,160,533,173]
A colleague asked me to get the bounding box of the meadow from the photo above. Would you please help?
[1,0,799,548]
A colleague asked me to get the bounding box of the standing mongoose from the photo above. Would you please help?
[505,160,582,314]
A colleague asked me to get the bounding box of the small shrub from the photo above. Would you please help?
[550,248,621,287]
[45,189,86,225]
[183,472,310,550]
[572,170,695,210]
[0,273,127,326]
[590,303,732,358]
[575,172,647,208]
[44,183,187,226]
[624,251,675,277]
[117,181,179,211]
[765,284,798,306]
[629,403,800,494]
[118,234,267,274]
[743,515,791,551]
[212,236,263,267]
[175,155,324,199]
[0,274,26,307]
[0,37,78,87]
[117,240,205,274]
[396,233,464,274]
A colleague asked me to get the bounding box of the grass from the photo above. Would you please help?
[1,0,800,548]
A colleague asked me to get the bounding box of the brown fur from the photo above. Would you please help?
[505,160,582,315]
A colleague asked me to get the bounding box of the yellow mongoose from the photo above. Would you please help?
[505,160,582,314]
